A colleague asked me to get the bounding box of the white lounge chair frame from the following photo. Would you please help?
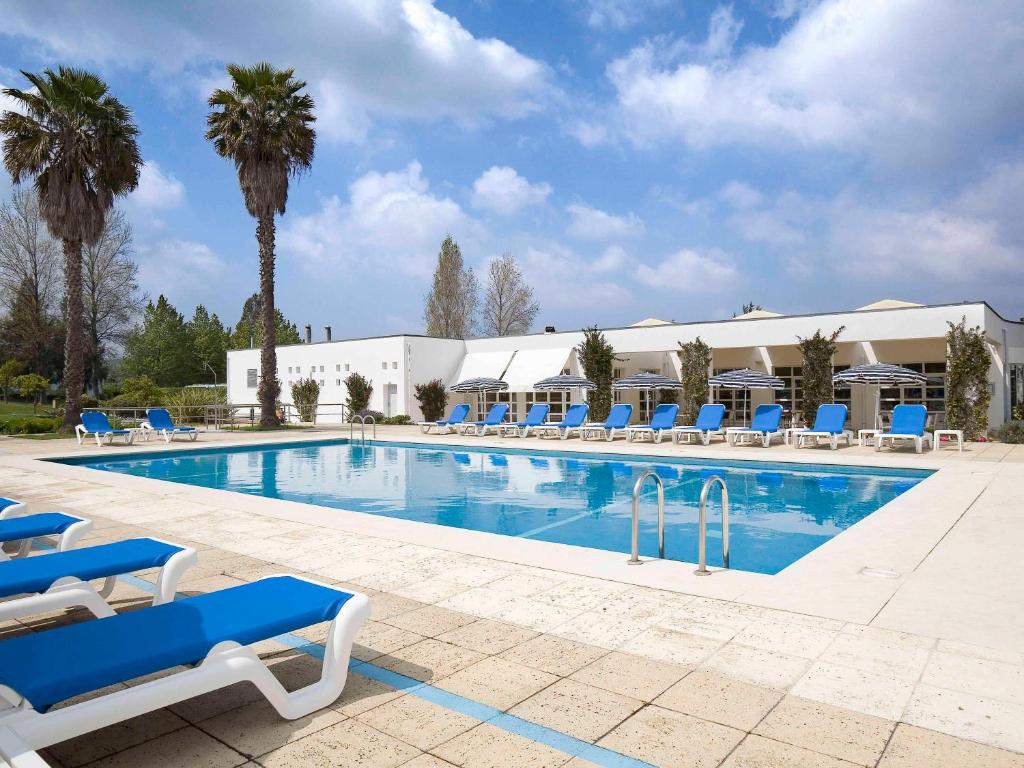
[729,429,783,448]
[140,421,198,443]
[0,518,93,563]
[671,427,724,446]
[0,540,197,623]
[875,431,933,454]
[498,423,537,438]
[418,420,459,435]
[626,426,672,444]
[0,575,370,768]
[580,423,628,442]
[795,429,854,450]
[536,423,581,440]
[74,424,134,447]
[0,502,26,521]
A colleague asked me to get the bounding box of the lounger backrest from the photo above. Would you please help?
[695,404,726,431]
[750,404,783,433]
[889,404,927,436]
[484,403,509,424]
[81,411,113,433]
[811,403,847,433]
[650,403,679,430]
[525,403,550,425]
[447,403,471,423]
[563,403,589,427]
[604,403,632,429]
[146,408,174,430]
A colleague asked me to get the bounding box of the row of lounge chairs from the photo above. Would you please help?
[420,402,934,452]
[0,499,368,768]
[75,409,199,446]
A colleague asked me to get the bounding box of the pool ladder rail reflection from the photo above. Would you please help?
[627,471,730,575]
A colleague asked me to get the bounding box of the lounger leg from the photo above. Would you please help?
[58,519,93,552]
[0,580,118,622]
[152,547,199,605]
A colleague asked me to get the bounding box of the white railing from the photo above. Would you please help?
[83,403,350,431]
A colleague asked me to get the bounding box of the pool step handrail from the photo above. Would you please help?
[695,475,730,575]
[349,414,377,443]
[627,470,665,565]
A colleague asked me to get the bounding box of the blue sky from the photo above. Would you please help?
[2,0,1022,338]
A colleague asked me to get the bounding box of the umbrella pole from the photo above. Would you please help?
[875,386,881,431]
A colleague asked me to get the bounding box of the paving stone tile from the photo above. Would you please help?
[385,605,478,637]
[46,708,189,767]
[258,719,420,768]
[597,705,744,768]
[733,618,838,659]
[375,639,487,683]
[754,695,894,766]
[432,722,571,768]
[621,626,723,666]
[654,670,782,731]
[921,651,1024,705]
[81,726,247,768]
[820,631,932,682]
[499,634,608,677]
[331,672,405,717]
[197,699,345,759]
[721,735,862,767]
[701,643,810,690]
[509,678,643,742]
[878,723,1024,768]
[903,684,1024,754]
[353,621,427,661]
[791,661,915,721]
[435,618,539,655]
[570,651,688,702]
[356,694,477,751]
[435,656,558,710]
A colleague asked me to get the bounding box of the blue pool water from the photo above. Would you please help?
[58,440,931,575]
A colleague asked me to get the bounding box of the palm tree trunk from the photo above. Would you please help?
[256,214,278,427]
[61,238,84,432]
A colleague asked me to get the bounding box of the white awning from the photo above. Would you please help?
[502,347,574,391]
[452,350,514,385]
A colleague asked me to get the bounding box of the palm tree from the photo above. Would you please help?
[206,63,315,428]
[1,67,141,431]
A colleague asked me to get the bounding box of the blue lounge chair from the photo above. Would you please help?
[0,576,370,767]
[0,538,197,622]
[460,403,510,436]
[627,403,679,444]
[581,403,633,442]
[728,404,784,448]
[418,403,470,434]
[499,403,550,438]
[672,404,726,446]
[876,404,932,453]
[144,408,198,443]
[0,513,92,562]
[0,497,25,520]
[795,404,853,450]
[537,403,590,440]
[76,412,134,446]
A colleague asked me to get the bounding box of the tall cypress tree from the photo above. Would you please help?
[424,235,478,339]
[576,326,615,421]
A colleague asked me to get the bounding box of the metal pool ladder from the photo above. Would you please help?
[695,475,730,575]
[627,471,665,564]
[349,414,376,443]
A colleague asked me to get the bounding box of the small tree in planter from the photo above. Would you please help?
[576,326,615,421]
[291,377,320,423]
[797,327,844,425]
[13,373,49,412]
[946,317,991,439]
[415,379,448,422]
[677,337,712,423]
[344,373,373,420]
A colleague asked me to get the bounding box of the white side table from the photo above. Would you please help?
[858,429,880,447]
[725,426,747,446]
[933,429,963,452]
[784,427,805,446]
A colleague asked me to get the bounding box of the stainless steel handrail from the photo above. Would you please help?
[627,470,665,565]
[348,414,377,442]
[695,475,730,575]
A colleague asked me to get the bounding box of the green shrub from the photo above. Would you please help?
[1014,403,1024,421]
[945,318,992,440]
[414,379,447,422]
[677,337,712,424]
[291,377,320,423]
[80,395,99,409]
[994,421,1024,444]
[344,373,373,419]
[163,386,227,423]
[381,414,411,425]
[1,416,60,434]
[12,373,49,411]
[577,327,615,421]
[107,376,165,407]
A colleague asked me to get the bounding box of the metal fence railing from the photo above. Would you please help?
[84,403,350,431]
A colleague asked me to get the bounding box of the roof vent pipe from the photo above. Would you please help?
[325,326,332,342]
[304,324,312,344]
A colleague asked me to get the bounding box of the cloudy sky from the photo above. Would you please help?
[1,0,1022,337]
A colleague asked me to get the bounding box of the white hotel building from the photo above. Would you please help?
[226,299,1024,431]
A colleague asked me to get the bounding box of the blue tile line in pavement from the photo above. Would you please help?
[116,572,655,768]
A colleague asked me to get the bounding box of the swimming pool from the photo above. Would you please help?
[58,440,931,575]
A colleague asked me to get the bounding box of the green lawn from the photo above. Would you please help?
[0,400,44,419]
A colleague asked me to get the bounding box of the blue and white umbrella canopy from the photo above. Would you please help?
[612,372,684,390]
[533,374,596,391]
[833,364,928,429]
[832,364,927,387]
[449,377,509,393]
[708,368,785,390]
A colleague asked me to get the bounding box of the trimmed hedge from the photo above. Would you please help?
[0,417,60,435]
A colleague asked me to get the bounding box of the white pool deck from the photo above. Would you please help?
[3,426,1023,767]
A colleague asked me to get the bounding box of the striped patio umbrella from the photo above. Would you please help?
[708,368,784,426]
[833,364,928,429]
[533,374,596,391]
[612,372,684,390]
[449,377,508,393]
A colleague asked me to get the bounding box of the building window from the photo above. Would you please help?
[336,364,341,372]
[288,366,293,374]
[382,362,387,369]
[876,362,947,424]
[319,380,324,387]
[711,368,750,425]
[526,390,565,422]
[483,390,516,422]
[319,365,324,373]
[392,361,398,369]
[336,379,341,386]
[613,367,624,379]
[246,369,257,388]
[345,364,350,372]
[295,366,301,374]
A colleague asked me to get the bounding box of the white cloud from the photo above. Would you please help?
[719,181,763,210]
[135,239,228,303]
[280,161,481,277]
[602,0,1024,168]
[1,0,551,144]
[582,0,672,30]
[635,249,738,289]
[130,162,185,209]
[593,245,629,272]
[566,203,644,239]
[471,166,551,215]
[519,243,631,308]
